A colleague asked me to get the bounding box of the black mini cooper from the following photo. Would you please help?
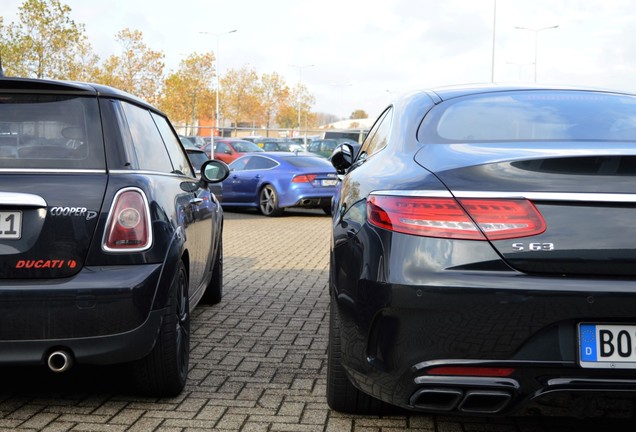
[0,75,229,396]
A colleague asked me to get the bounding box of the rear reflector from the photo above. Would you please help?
[367,195,546,240]
[427,366,515,377]
[103,188,152,252]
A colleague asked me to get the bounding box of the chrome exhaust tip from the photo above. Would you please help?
[47,350,73,373]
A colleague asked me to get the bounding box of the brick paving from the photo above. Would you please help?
[0,209,634,431]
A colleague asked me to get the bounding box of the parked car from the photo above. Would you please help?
[179,135,206,148]
[201,138,263,164]
[308,138,358,159]
[0,74,229,397]
[307,139,338,158]
[258,140,305,152]
[221,152,338,216]
[327,84,636,417]
[184,144,223,202]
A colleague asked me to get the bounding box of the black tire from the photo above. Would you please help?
[201,237,223,305]
[259,185,284,217]
[327,300,389,414]
[131,260,190,397]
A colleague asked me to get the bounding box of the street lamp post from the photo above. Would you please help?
[200,29,237,148]
[491,0,497,82]
[514,25,558,82]
[289,64,314,137]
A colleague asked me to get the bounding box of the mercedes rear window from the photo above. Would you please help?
[420,90,636,142]
[0,94,104,169]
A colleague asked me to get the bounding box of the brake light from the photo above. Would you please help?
[103,188,152,252]
[367,195,545,240]
[292,174,317,183]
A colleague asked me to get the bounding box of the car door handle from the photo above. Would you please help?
[189,197,203,206]
[254,174,261,179]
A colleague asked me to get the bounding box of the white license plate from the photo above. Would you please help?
[321,179,337,186]
[0,211,21,239]
[579,323,636,368]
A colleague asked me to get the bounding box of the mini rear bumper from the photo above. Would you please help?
[0,264,165,366]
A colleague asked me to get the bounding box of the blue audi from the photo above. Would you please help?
[221,152,338,216]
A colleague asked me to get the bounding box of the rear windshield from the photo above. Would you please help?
[420,90,636,142]
[285,155,334,168]
[0,94,104,169]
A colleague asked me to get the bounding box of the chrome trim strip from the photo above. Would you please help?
[413,359,567,370]
[547,378,636,387]
[0,192,47,207]
[0,169,105,174]
[109,169,193,179]
[414,376,520,390]
[454,191,636,203]
[370,190,636,203]
[370,190,453,198]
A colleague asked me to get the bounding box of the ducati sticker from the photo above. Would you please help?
[15,259,78,269]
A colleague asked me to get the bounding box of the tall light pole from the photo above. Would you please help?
[330,82,352,117]
[289,64,314,137]
[491,0,497,82]
[200,29,237,147]
[514,25,558,82]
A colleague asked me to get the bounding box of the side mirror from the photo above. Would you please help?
[201,159,230,183]
[331,143,354,174]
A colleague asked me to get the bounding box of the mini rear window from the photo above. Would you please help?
[0,94,104,169]
[420,90,636,142]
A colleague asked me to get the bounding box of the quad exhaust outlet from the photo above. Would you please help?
[410,387,512,414]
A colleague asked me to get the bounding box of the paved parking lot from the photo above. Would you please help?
[0,209,634,431]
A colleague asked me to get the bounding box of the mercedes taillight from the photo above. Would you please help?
[367,195,546,240]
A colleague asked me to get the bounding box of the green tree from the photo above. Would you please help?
[0,0,94,79]
[350,109,368,119]
[159,52,215,133]
[220,65,260,134]
[98,28,164,105]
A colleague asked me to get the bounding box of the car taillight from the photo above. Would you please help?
[103,188,152,252]
[292,174,317,183]
[367,195,545,240]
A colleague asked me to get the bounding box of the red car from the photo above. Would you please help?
[201,138,263,164]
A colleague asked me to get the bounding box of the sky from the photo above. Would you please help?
[4,0,636,121]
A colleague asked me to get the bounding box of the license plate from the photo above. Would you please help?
[0,211,21,239]
[321,179,337,186]
[579,323,636,368]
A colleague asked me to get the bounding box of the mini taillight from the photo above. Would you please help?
[104,188,151,251]
[367,195,545,240]
[292,174,317,183]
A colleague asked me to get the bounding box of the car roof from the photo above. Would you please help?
[423,83,636,103]
[252,152,323,160]
[0,76,163,114]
